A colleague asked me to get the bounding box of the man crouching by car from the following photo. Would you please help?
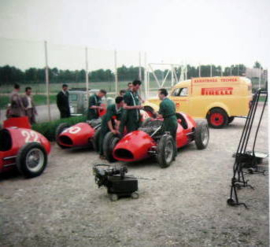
[157,88,178,158]
[99,96,124,159]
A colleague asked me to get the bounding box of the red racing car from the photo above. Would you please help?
[55,119,102,150]
[103,112,209,168]
[55,110,151,150]
[0,117,51,178]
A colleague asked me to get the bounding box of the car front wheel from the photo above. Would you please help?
[156,134,176,168]
[195,120,209,150]
[16,142,48,178]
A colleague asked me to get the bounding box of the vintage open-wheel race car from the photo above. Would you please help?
[102,112,210,168]
[0,117,51,178]
[55,110,151,151]
[55,118,102,150]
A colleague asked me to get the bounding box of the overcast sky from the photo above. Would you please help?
[0,0,269,70]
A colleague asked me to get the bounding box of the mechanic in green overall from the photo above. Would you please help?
[99,96,124,159]
[87,89,107,120]
[158,88,178,155]
[120,80,143,134]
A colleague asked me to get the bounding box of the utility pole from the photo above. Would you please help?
[44,41,51,121]
[114,50,118,96]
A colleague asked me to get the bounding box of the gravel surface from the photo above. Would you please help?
[0,105,269,247]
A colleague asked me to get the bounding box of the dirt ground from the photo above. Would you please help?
[0,105,269,247]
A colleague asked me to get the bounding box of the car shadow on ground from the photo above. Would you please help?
[118,143,194,170]
[0,169,22,181]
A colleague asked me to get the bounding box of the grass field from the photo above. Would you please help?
[0,80,173,94]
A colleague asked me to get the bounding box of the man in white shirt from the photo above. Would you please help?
[22,87,37,124]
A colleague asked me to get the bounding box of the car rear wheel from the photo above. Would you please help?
[91,127,101,151]
[55,123,70,148]
[207,108,228,128]
[195,120,209,150]
[103,132,120,162]
[156,134,176,168]
[16,142,48,178]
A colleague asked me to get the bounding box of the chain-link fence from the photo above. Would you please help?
[0,37,268,123]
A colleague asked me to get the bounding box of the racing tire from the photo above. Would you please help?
[195,120,209,150]
[156,134,176,168]
[103,132,120,162]
[207,108,228,128]
[92,127,101,152]
[143,106,156,118]
[16,142,48,178]
[55,122,70,149]
[228,117,235,124]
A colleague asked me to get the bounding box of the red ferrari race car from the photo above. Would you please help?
[102,112,210,168]
[55,118,102,150]
[55,110,151,150]
[0,117,51,178]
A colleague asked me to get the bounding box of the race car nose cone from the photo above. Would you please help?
[113,130,156,162]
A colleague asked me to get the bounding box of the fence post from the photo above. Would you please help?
[144,52,148,98]
[85,47,89,100]
[139,52,142,80]
[44,41,51,121]
[114,50,118,96]
[171,65,174,87]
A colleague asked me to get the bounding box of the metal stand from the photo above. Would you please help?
[227,89,268,208]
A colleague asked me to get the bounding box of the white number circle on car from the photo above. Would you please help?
[63,126,81,134]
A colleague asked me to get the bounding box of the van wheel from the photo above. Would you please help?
[207,108,228,128]
[228,117,235,124]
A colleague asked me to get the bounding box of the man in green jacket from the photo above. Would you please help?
[158,88,178,141]
[87,89,107,120]
[120,80,143,134]
[99,96,124,159]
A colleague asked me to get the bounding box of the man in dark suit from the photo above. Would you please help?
[57,84,70,119]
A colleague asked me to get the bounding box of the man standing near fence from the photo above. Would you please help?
[8,84,25,118]
[87,89,107,120]
[22,87,37,124]
[57,84,70,119]
[120,80,143,134]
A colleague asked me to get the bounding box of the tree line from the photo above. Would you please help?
[0,62,262,85]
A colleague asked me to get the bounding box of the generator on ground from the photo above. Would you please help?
[93,164,139,201]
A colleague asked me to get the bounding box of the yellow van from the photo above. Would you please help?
[144,76,252,128]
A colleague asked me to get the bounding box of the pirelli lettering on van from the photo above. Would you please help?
[201,87,233,96]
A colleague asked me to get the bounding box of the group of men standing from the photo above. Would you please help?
[86,80,178,160]
[8,84,37,124]
[8,80,178,160]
